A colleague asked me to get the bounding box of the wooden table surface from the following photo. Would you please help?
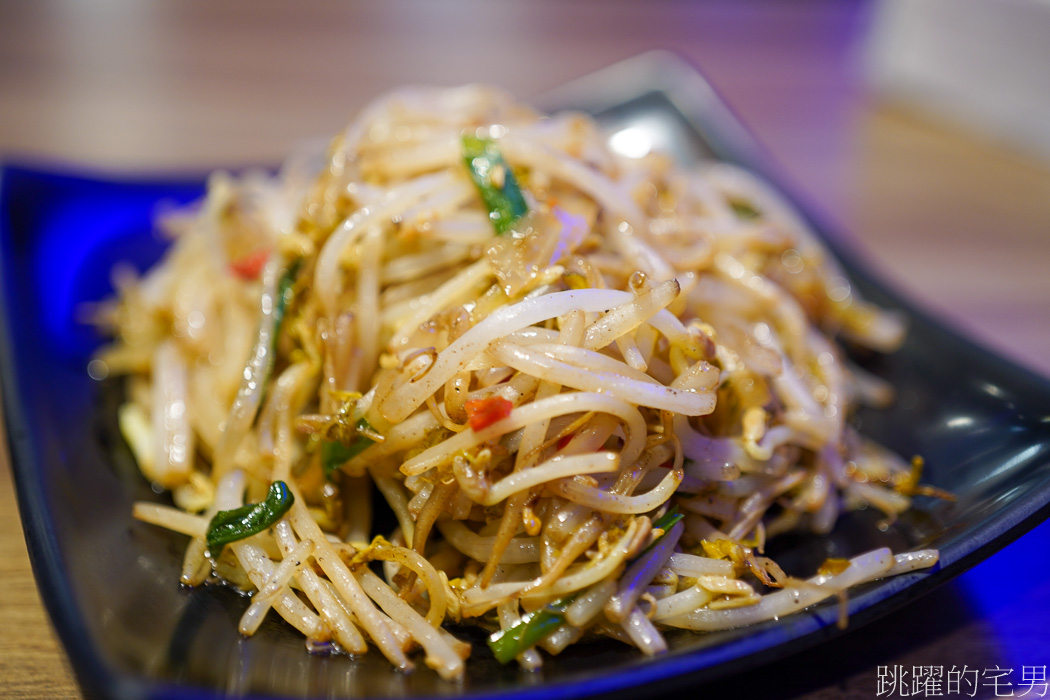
[2,2,1049,698]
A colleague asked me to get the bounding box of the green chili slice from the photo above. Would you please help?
[206,480,294,552]
[462,134,528,234]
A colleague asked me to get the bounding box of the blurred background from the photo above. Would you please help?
[2,0,1049,698]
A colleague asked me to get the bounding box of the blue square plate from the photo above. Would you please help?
[3,52,1050,699]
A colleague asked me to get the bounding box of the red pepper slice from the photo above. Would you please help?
[465,396,513,432]
[229,249,270,279]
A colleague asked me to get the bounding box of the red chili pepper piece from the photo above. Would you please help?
[465,396,514,432]
[229,249,270,279]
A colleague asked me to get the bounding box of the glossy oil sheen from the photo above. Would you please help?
[2,53,1050,700]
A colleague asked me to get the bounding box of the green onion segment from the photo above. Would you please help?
[487,595,575,664]
[322,418,378,477]
[462,134,528,234]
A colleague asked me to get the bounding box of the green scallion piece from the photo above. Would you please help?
[462,134,528,234]
[729,199,761,220]
[206,481,294,553]
[632,505,684,563]
[487,595,576,664]
[488,609,563,664]
[322,418,378,477]
[251,259,302,427]
[272,259,302,345]
[651,504,684,533]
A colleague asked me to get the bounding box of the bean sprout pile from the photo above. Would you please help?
[97,85,938,679]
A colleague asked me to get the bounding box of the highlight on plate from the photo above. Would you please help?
[94,85,939,679]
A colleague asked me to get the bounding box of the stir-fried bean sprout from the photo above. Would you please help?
[95,85,937,679]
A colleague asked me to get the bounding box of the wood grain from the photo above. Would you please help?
[2,1,1048,698]
[0,405,80,699]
